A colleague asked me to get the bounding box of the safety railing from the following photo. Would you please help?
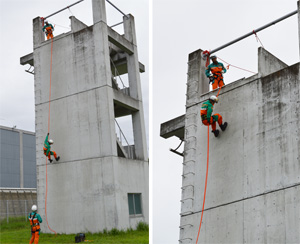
[115,119,134,159]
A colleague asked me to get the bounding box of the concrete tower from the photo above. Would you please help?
[161,2,300,243]
[21,0,148,234]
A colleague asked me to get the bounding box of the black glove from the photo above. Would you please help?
[47,133,49,136]
[208,76,214,83]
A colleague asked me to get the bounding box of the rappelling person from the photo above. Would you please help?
[29,205,42,244]
[205,55,226,90]
[200,95,228,137]
[44,133,60,163]
[42,20,54,40]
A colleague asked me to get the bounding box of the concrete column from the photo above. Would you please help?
[186,49,209,107]
[123,14,148,160]
[92,0,107,24]
[92,0,117,156]
[297,1,300,55]
[33,17,45,47]
[19,131,24,188]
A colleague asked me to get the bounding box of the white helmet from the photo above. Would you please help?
[32,205,37,211]
[48,139,53,144]
[209,95,219,103]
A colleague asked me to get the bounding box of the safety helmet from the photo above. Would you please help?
[48,139,54,144]
[209,95,219,103]
[210,55,217,60]
[32,205,37,211]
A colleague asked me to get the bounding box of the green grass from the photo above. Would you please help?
[0,217,149,244]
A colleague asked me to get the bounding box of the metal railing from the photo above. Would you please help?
[115,119,134,159]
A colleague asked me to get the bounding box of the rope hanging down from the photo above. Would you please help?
[195,86,221,244]
[45,37,57,236]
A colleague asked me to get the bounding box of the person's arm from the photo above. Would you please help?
[50,24,54,30]
[45,133,49,144]
[37,214,42,223]
[205,66,211,77]
[221,63,226,74]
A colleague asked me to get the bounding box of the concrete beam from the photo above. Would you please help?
[33,17,45,47]
[160,115,185,140]
[108,27,134,55]
[113,90,139,117]
[20,53,34,66]
[258,47,288,77]
[111,57,145,75]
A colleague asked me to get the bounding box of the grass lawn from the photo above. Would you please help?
[0,217,149,244]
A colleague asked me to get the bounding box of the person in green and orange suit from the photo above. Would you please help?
[29,205,42,244]
[205,55,226,90]
[200,95,228,137]
[42,20,54,40]
[44,133,60,163]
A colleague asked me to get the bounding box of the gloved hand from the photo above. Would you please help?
[208,76,214,83]
[47,133,49,135]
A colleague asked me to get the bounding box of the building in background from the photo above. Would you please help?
[0,125,36,188]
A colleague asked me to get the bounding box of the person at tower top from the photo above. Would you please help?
[200,95,228,137]
[42,20,54,40]
[28,205,42,244]
[44,133,60,163]
[205,55,226,90]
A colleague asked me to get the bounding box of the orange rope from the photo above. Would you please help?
[195,126,210,244]
[45,37,56,235]
[195,86,221,243]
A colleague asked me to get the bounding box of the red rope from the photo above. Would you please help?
[253,30,265,48]
[217,57,256,74]
[195,126,210,244]
[45,37,57,235]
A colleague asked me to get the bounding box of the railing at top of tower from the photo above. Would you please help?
[114,119,134,159]
[110,57,128,90]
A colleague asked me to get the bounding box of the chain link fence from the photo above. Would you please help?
[0,199,35,223]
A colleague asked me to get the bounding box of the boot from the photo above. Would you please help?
[220,122,228,131]
[212,130,219,137]
[55,156,60,162]
[49,159,53,163]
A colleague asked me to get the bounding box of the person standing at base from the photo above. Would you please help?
[200,95,228,137]
[29,205,42,244]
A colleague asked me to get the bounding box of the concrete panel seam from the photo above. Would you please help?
[35,84,110,106]
[181,183,300,217]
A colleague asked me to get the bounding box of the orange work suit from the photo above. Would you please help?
[45,26,53,40]
[211,68,225,90]
[201,113,223,131]
[43,147,57,160]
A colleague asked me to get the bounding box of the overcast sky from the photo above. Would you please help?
[1,0,300,244]
[153,0,298,243]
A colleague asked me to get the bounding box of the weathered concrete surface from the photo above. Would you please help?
[258,47,288,77]
[179,62,300,243]
[29,0,148,234]
[160,115,185,140]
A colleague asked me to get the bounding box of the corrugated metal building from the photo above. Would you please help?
[0,126,36,188]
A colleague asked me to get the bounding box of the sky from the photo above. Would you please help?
[0,0,300,244]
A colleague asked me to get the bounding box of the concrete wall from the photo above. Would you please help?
[179,56,300,243]
[32,1,148,234]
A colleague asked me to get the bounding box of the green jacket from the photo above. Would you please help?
[43,23,54,32]
[201,100,214,121]
[44,134,51,155]
[28,211,42,223]
[205,62,226,77]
